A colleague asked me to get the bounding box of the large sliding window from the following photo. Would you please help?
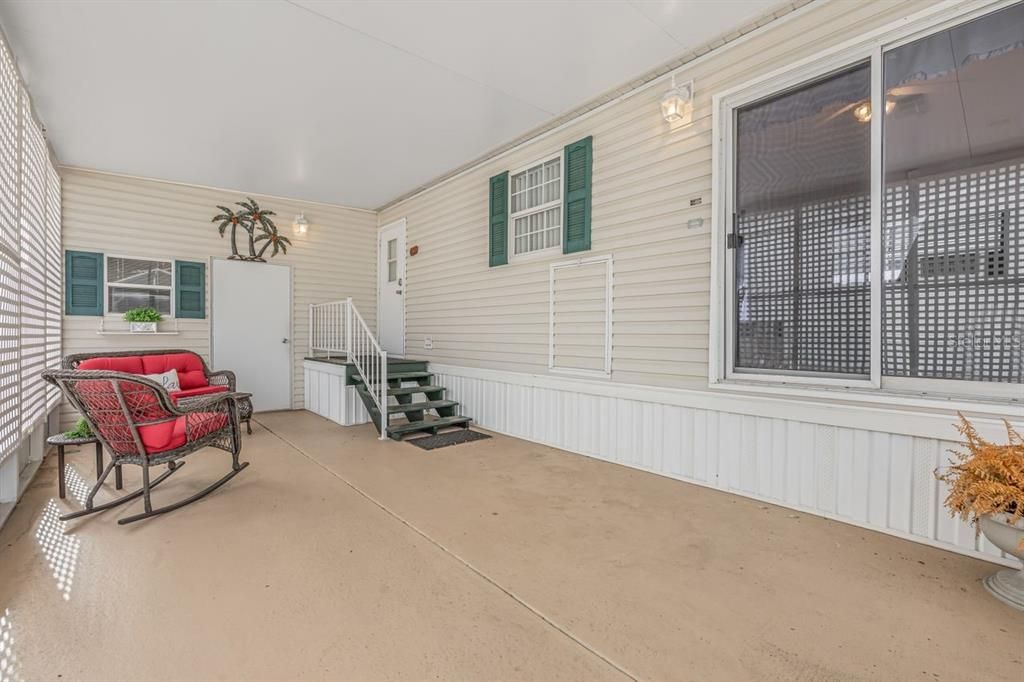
[734,64,872,376]
[882,4,1023,385]
[720,1,1023,397]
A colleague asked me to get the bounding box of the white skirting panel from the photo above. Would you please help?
[303,361,370,427]
[431,364,1016,568]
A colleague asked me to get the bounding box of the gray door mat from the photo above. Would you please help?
[406,429,492,450]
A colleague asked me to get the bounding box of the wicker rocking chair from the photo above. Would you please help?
[42,369,250,525]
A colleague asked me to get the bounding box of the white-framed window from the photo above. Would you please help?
[105,255,174,315]
[510,153,562,258]
[711,0,1023,402]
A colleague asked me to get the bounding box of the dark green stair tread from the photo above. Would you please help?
[388,399,457,414]
[354,371,433,383]
[387,416,471,436]
[388,384,445,396]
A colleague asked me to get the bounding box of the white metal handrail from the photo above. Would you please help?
[309,300,348,357]
[308,298,387,440]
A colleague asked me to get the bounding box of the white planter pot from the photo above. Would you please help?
[978,512,1024,611]
[129,321,158,333]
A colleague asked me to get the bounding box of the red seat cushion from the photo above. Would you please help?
[137,412,229,455]
[141,353,208,390]
[170,385,229,401]
[77,356,145,374]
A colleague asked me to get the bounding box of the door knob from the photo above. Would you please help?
[282,338,289,344]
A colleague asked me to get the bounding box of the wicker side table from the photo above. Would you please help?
[177,394,253,434]
[46,433,123,499]
[238,395,253,435]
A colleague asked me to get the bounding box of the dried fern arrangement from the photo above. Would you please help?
[936,414,1024,548]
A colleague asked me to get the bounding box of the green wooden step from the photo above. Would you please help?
[388,384,444,397]
[387,416,471,438]
[352,370,433,384]
[388,399,457,414]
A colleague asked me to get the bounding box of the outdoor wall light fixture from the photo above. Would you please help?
[661,75,694,124]
[293,213,309,236]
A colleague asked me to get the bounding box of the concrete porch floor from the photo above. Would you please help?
[0,411,1020,681]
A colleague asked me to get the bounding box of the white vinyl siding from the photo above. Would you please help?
[60,168,377,426]
[380,0,942,389]
[550,256,611,376]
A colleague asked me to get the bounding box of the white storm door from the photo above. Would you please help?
[377,219,406,356]
[211,259,292,412]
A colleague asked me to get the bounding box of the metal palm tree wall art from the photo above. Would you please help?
[211,197,292,262]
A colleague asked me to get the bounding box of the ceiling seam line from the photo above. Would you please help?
[624,0,685,47]
[281,0,556,117]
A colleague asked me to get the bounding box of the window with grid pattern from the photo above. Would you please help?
[510,155,561,257]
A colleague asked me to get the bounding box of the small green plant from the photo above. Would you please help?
[64,417,93,439]
[122,307,163,322]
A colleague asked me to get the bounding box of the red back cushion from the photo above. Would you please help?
[140,353,208,389]
[77,356,145,374]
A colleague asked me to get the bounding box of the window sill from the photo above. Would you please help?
[707,377,1021,418]
[507,246,564,265]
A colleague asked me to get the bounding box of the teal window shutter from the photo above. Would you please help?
[64,250,104,316]
[175,260,205,319]
[563,136,593,254]
[489,171,509,267]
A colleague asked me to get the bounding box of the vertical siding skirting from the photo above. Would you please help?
[304,361,371,426]
[432,365,1015,568]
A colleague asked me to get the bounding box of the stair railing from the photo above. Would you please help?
[346,298,388,440]
[308,298,388,439]
[308,300,348,358]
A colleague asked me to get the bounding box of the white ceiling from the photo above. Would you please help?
[0,0,779,209]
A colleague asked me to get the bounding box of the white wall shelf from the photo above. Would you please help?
[96,318,180,335]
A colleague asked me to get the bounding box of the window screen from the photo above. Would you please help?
[734,63,872,375]
[106,256,172,314]
[882,3,1023,383]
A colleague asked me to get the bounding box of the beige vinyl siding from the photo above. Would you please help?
[60,168,375,426]
[551,260,609,374]
[380,0,936,389]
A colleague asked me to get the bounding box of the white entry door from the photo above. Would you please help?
[212,259,291,412]
[377,219,406,356]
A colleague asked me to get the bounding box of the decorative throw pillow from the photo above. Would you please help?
[143,368,181,392]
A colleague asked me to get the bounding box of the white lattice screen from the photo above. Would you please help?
[20,88,47,431]
[0,37,21,461]
[0,33,62,464]
[45,162,61,408]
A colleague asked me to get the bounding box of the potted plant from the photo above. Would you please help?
[123,306,162,333]
[64,417,93,439]
[936,415,1024,610]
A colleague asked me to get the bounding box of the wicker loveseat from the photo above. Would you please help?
[64,349,252,433]
[43,349,253,524]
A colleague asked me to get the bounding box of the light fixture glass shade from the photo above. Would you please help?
[660,79,694,124]
[293,213,309,236]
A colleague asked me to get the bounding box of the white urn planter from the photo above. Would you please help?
[978,512,1024,611]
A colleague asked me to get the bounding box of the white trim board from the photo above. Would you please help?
[428,363,1017,569]
[430,363,1020,441]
